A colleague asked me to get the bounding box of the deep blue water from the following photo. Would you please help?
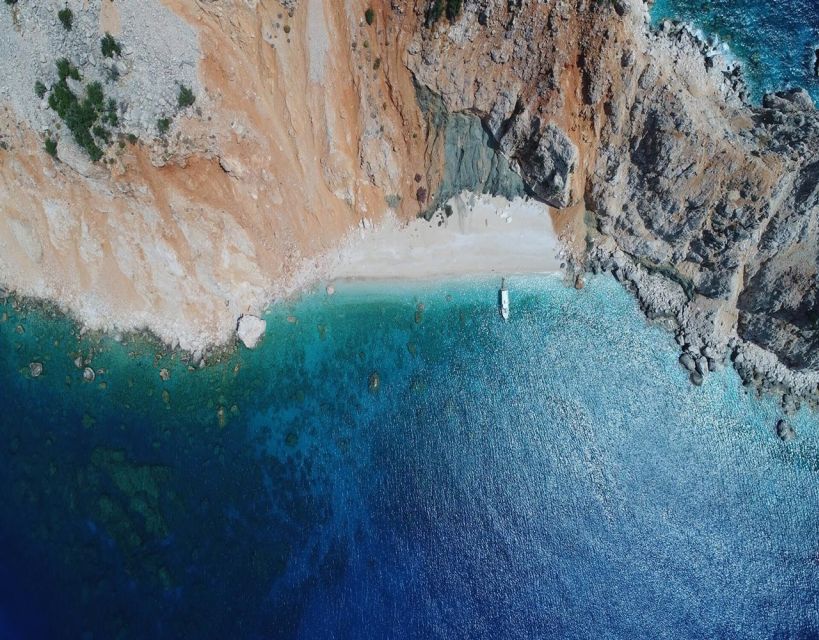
[0,275,817,639]
[652,0,819,102]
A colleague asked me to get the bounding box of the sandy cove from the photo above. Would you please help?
[327,193,562,281]
[4,193,564,357]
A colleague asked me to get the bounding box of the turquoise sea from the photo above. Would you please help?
[652,0,819,102]
[2,2,819,637]
[0,275,817,638]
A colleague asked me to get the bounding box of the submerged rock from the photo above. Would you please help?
[83,367,96,382]
[159,368,170,381]
[775,419,796,442]
[369,372,380,393]
[29,362,43,378]
[236,314,267,349]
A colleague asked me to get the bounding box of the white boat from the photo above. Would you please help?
[499,278,510,321]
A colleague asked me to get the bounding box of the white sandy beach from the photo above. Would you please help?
[326,193,562,282]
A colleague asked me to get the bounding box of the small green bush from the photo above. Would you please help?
[44,137,58,158]
[34,81,47,99]
[445,0,462,20]
[104,99,118,126]
[426,0,461,25]
[56,58,80,82]
[93,125,111,144]
[157,118,171,134]
[58,7,73,30]
[48,81,75,118]
[364,8,375,25]
[127,133,138,145]
[86,82,104,111]
[177,85,195,109]
[426,0,444,24]
[101,33,121,58]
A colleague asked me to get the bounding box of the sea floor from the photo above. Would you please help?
[0,274,816,639]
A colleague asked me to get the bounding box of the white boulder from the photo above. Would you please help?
[237,314,266,349]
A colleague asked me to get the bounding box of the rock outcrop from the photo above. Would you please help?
[0,0,429,353]
[400,0,819,402]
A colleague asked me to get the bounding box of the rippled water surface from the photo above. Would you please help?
[652,0,819,101]
[0,275,817,639]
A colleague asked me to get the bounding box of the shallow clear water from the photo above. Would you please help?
[0,275,817,639]
[652,0,819,102]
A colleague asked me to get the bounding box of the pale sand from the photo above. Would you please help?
[324,192,563,282]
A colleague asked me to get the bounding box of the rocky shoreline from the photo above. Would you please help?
[0,0,817,423]
[404,0,819,419]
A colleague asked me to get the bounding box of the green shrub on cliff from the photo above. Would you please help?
[101,33,122,58]
[426,0,461,25]
[56,58,80,82]
[157,117,171,134]
[34,81,47,99]
[58,7,73,30]
[48,80,75,118]
[365,8,375,25]
[426,0,444,24]
[44,137,58,158]
[104,99,118,126]
[446,0,462,20]
[177,85,195,109]
[47,60,111,162]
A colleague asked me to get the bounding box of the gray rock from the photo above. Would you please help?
[679,352,696,372]
[775,419,796,442]
[83,367,96,382]
[690,371,704,386]
[517,123,578,208]
[29,362,43,378]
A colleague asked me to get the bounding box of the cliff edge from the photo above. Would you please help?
[401,0,819,403]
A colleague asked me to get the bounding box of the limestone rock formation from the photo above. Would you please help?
[0,0,428,353]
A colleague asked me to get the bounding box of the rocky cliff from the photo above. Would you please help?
[0,0,428,355]
[1,0,817,404]
[399,0,819,404]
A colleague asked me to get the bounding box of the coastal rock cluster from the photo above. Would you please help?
[401,0,819,405]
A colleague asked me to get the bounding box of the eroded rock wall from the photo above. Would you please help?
[402,0,819,400]
[0,0,428,354]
